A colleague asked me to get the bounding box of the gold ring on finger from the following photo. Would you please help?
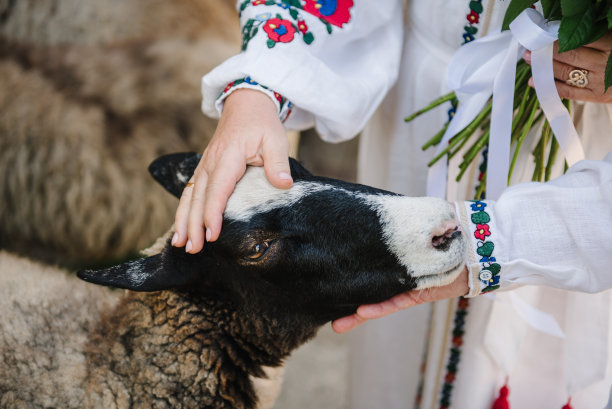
[566,69,589,88]
[185,182,195,187]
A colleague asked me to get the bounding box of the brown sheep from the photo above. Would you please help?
[0,0,239,266]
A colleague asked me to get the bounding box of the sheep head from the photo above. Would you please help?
[78,153,466,325]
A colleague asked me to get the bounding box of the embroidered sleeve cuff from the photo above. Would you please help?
[216,77,293,123]
[456,200,501,297]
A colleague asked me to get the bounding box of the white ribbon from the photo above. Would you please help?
[426,8,585,199]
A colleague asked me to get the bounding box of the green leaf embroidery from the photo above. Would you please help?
[267,39,276,48]
[477,242,495,257]
[303,32,314,44]
[560,0,589,16]
[501,0,538,30]
[558,5,596,53]
[289,8,299,20]
[464,25,478,35]
[265,0,275,5]
[605,52,612,92]
[488,263,501,275]
[471,211,491,225]
[469,1,483,14]
[320,18,333,34]
[482,285,500,293]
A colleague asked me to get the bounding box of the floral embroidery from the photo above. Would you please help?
[474,224,490,240]
[462,0,483,45]
[218,77,293,122]
[468,200,501,293]
[438,297,470,409]
[239,0,353,50]
[302,0,353,27]
[263,17,297,44]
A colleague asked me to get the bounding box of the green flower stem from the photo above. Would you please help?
[508,96,539,183]
[421,122,449,151]
[456,133,489,181]
[511,86,536,143]
[450,128,483,160]
[532,119,551,181]
[545,136,559,181]
[405,92,456,123]
[475,171,487,200]
[427,101,492,167]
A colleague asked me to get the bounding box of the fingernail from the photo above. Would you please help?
[205,228,211,242]
[186,240,192,253]
[278,172,292,181]
[171,232,178,246]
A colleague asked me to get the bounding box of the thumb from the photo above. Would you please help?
[262,132,293,189]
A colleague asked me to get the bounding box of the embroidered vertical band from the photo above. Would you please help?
[216,77,293,122]
[461,200,501,296]
[438,297,470,409]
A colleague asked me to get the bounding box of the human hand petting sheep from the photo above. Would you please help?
[172,88,293,253]
[523,33,612,103]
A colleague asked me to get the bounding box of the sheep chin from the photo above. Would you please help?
[412,260,465,290]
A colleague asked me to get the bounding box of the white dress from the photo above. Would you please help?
[201,1,612,408]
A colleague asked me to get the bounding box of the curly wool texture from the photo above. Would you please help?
[0,250,291,409]
[0,0,240,266]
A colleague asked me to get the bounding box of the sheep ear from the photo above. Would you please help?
[77,254,191,292]
[148,152,202,198]
[289,157,313,180]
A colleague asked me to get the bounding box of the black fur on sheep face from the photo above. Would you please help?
[79,153,465,326]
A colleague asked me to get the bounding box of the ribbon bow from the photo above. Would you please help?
[426,8,585,199]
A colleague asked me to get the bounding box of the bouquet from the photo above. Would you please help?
[407,0,612,198]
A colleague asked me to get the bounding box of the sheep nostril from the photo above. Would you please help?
[432,225,461,250]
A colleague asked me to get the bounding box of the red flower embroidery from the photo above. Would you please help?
[445,373,456,383]
[223,82,235,94]
[467,10,479,24]
[273,92,283,102]
[263,18,296,43]
[252,0,266,5]
[303,0,353,27]
[297,19,308,34]
[474,224,491,241]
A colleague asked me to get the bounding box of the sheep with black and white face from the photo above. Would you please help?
[0,153,465,409]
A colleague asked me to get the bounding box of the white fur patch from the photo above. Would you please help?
[225,167,332,221]
[367,195,466,289]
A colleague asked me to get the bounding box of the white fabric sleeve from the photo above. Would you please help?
[457,152,612,296]
[201,0,404,143]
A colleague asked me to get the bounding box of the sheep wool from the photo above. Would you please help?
[0,250,295,409]
[0,0,240,266]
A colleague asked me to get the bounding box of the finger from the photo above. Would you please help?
[261,133,293,189]
[186,170,209,253]
[553,42,607,72]
[202,151,247,243]
[331,314,367,334]
[555,81,602,103]
[585,31,612,52]
[173,178,196,247]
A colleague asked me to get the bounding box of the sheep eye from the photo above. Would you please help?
[245,241,271,260]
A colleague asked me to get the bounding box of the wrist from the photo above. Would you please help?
[218,78,293,123]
